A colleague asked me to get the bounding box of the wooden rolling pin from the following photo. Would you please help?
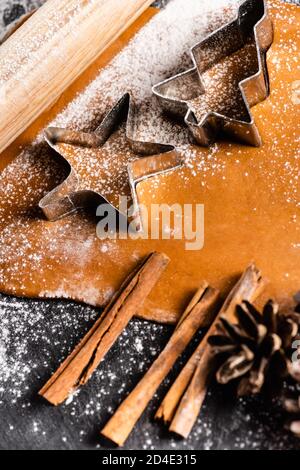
[0,0,153,155]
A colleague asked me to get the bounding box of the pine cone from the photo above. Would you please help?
[208,300,300,396]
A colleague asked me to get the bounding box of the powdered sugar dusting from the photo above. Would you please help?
[1,288,293,449]
[0,0,243,300]
[0,0,299,450]
[46,0,239,145]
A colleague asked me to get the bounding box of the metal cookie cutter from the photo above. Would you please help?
[153,0,273,146]
[39,93,183,228]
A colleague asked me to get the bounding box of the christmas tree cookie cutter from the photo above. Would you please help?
[153,0,273,147]
[39,93,183,227]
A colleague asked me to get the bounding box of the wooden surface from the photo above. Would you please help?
[0,0,153,155]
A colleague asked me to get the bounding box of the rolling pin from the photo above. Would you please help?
[0,0,153,155]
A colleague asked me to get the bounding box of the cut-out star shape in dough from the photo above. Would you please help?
[39,93,182,225]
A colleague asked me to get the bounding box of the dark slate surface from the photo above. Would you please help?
[0,0,300,451]
[1,293,300,451]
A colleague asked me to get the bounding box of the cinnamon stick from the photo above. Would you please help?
[101,283,220,446]
[39,252,169,406]
[156,263,265,432]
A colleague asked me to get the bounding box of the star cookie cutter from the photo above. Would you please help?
[153,0,273,147]
[39,93,183,227]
